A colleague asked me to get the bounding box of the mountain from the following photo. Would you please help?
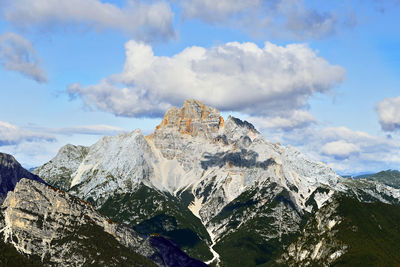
[0,152,46,203]
[33,144,88,191]
[35,99,400,266]
[355,170,400,189]
[0,178,207,266]
[279,193,400,266]
[0,178,155,266]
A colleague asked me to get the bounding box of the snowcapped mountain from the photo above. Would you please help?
[34,99,400,266]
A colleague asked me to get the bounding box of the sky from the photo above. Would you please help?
[0,0,400,175]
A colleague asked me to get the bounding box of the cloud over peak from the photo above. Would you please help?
[68,40,345,129]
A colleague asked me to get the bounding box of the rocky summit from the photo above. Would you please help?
[26,99,400,266]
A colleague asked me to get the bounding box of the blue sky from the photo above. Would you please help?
[1,0,400,174]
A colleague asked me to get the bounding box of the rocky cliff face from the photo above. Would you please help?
[0,178,155,266]
[0,152,45,203]
[278,193,400,266]
[67,130,156,207]
[0,178,207,267]
[33,144,88,191]
[153,99,223,139]
[35,99,400,266]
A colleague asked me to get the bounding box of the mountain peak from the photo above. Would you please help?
[0,152,18,168]
[154,99,224,138]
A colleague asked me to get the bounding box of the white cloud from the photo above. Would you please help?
[321,140,360,159]
[68,40,345,127]
[0,121,55,146]
[179,0,261,23]
[0,120,124,146]
[0,32,47,83]
[376,96,400,131]
[177,0,338,39]
[262,125,400,174]
[247,110,316,131]
[1,0,175,42]
[36,124,125,136]
[0,122,125,167]
[0,141,58,169]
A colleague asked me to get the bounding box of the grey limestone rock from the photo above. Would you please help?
[33,144,88,191]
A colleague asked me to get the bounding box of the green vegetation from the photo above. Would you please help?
[0,240,43,267]
[275,194,400,267]
[214,221,295,267]
[50,221,156,267]
[212,185,304,266]
[332,195,400,266]
[99,184,213,262]
[360,170,400,189]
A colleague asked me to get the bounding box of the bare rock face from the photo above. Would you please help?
[279,197,347,266]
[0,153,45,203]
[0,178,156,266]
[0,178,207,267]
[154,99,224,139]
[33,144,88,191]
[68,130,157,207]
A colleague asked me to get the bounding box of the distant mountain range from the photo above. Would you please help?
[1,100,400,266]
[353,170,400,189]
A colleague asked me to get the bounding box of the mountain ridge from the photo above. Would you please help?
[0,152,46,203]
[0,177,207,266]
[33,99,400,266]
[354,169,400,189]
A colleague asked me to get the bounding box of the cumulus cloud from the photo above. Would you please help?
[376,96,400,131]
[321,140,360,159]
[68,40,345,128]
[177,0,338,39]
[0,32,47,83]
[1,0,175,42]
[317,127,400,172]
[0,121,55,146]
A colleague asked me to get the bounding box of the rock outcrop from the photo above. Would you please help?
[0,178,207,267]
[153,99,224,139]
[33,144,88,191]
[0,152,45,203]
